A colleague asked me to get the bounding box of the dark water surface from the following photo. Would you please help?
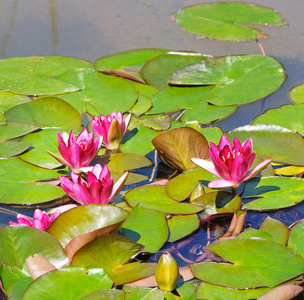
[0,1,304,240]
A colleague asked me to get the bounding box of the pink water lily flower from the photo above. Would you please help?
[91,112,131,150]
[9,209,60,231]
[192,135,271,190]
[48,129,102,173]
[60,164,128,205]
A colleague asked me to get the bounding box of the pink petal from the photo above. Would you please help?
[60,176,77,200]
[68,144,85,169]
[32,219,47,231]
[73,184,94,205]
[230,155,250,184]
[208,179,237,189]
[99,178,114,204]
[243,159,272,182]
[16,214,33,226]
[218,135,233,151]
[191,159,221,177]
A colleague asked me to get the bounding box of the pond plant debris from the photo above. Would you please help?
[1,2,304,299]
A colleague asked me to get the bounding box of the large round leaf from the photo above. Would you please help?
[191,237,304,289]
[0,56,92,76]
[169,55,285,106]
[252,104,304,136]
[121,204,168,253]
[82,289,125,300]
[94,48,169,82]
[123,286,164,300]
[0,91,31,111]
[152,127,209,171]
[288,222,304,259]
[47,205,129,258]
[228,124,304,165]
[72,234,156,285]
[5,97,82,130]
[290,83,304,104]
[141,51,210,90]
[124,185,203,214]
[0,157,67,204]
[0,142,31,158]
[242,177,304,211]
[175,2,285,41]
[0,121,38,141]
[0,226,69,273]
[22,266,113,300]
[149,86,237,124]
[168,214,200,242]
[56,69,138,115]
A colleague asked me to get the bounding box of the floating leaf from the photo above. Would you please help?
[166,168,216,201]
[5,97,82,130]
[0,142,31,158]
[140,115,172,131]
[196,282,272,300]
[95,48,169,83]
[47,205,129,259]
[0,91,32,111]
[0,226,69,273]
[0,157,66,204]
[192,191,241,218]
[72,234,156,285]
[258,217,289,244]
[168,214,200,242]
[129,94,152,117]
[175,2,285,41]
[0,121,38,141]
[290,83,304,104]
[242,177,304,211]
[228,124,304,166]
[82,289,125,300]
[141,51,210,90]
[123,286,164,300]
[149,86,237,124]
[152,127,209,171]
[191,237,304,289]
[22,267,113,300]
[57,69,138,115]
[0,56,92,76]
[288,222,304,259]
[124,185,203,214]
[170,55,285,106]
[121,204,168,253]
[252,104,304,136]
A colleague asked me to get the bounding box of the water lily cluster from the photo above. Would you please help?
[10,112,130,230]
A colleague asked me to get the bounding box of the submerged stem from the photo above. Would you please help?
[231,186,237,195]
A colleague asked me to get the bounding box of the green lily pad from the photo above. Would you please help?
[129,94,152,117]
[57,69,138,115]
[258,217,289,244]
[0,141,31,158]
[0,157,67,204]
[288,222,304,259]
[170,55,285,106]
[0,56,92,76]
[149,86,237,124]
[5,97,82,130]
[121,204,168,253]
[290,82,304,104]
[22,267,113,300]
[252,104,304,136]
[141,51,210,91]
[237,228,275,241]
[189,126,223,145]
[131,81,158,97]
[168,214,200,242]
[152,127,209,172]
[196,282,272,300]
[19,129,64,169]
[124,185,203,214]
[166,168,216,201]
[82,289,125,300]
[191,237,304,289]
[0,121,38,141]
[95,48,169,83]
[0,111,6,125]
[192,191,241,218]
[47,204,129,249]
[242,177,304,210]
[123,286,164,300]
[140,115,172,131]
[72,234,156,285]
[228,124,304,166]
[175,2,285,41]
[0,72,79,96]
[0,226,69,273]
[0,91,32,111]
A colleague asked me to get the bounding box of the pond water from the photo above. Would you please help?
[1,0,304,268]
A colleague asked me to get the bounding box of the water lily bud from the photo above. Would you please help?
[155,252,179,292]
